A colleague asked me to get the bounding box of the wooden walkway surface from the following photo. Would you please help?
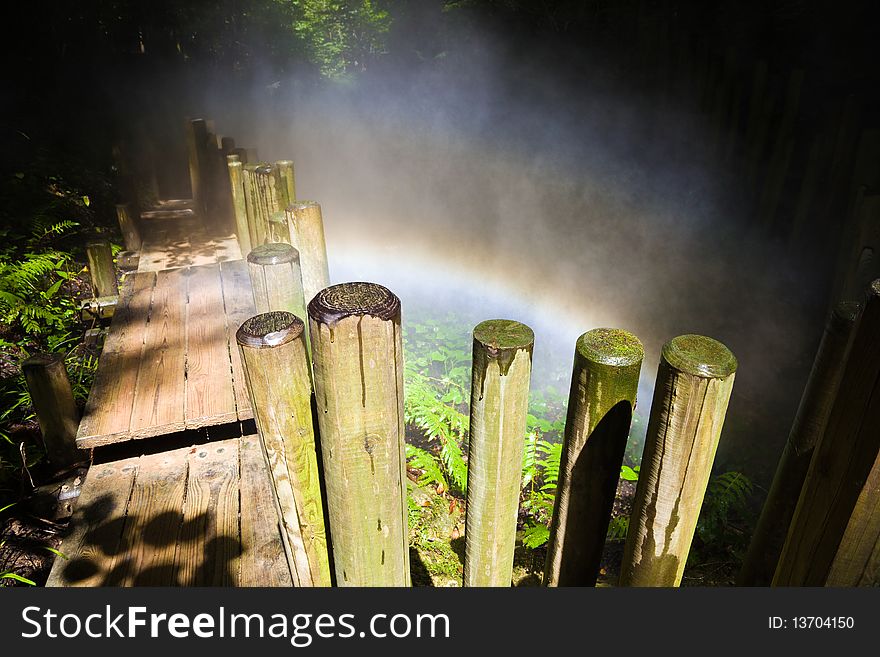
[47,434,292,587]
[50,207,294,586]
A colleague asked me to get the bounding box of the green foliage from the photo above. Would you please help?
[292,0,392,78]
[688,471,756,573]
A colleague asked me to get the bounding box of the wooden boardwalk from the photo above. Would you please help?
[47,434,292,587]
[49,207,294,586]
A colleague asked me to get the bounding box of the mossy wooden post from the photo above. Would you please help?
[246,243,308,352]
[544,329,644,587]
[284,201,330,304]
[276,160,296,205]
[774,281,880,586]
[619,335,737,587]
[254,164,290,243]
[86,240,118,298]
[463,319,534,587]
[227,157,252,256]
[21,354,82,468]
[738,303,859,586]
[115,203,141,252]
[236,311,331,586]
[242,164,266,248]
[308,282,408,586]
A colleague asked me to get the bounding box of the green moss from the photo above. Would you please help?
[662,334,738,378]
[577,328,644,367]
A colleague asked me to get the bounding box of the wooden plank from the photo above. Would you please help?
[129,268,189,438]
[238,434,294,586]
[108,450,189,586]
[46,459,138,587]
[176,440,241,586]
[185,265,238,428]
[219,259,257,419]
[76,272,156,448]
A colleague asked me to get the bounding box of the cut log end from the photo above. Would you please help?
[661,334,738,378]
[288,200,319,212]
[577,328,644,367]
[473,319,534,354]
[308,282,400,326]
[236,311,304,349]
[247,242,300,266]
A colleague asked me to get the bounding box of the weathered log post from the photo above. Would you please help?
[619,335,737,587]
[276,160,296,205]
[21,354,82,468]
[236,311,332,586]
[463,319,534,587]
[774,280,880,586]
[544,328,644,586]
[308,283,409,586]
[284,201,330,304]
[254,165,290,243]
[184,118,209,216]
[86,240,118,298]
[738,302,859,586]
[227,157,252,256]
[246,244,308,353]
[241,164,266,248]
[115,203,141,252]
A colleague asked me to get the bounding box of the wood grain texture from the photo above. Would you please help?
[185,264,237,428]
[239,434,294,586]
[109,450,188,586]
[310,308,409,586]
[220,259,257,419]
[619,335,737,587]
[176,440,241,586]
[77,271,155,447]
[129,267,188,438]
[46,460,138,587]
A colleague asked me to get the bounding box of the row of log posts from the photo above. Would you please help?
[738,302,860,585]
[773,280,880,586]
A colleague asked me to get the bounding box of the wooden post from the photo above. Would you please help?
[227,157,252,256]
[308,282,408,586]
[236,311,332,586]
[115,203,141,252]
[276,160,296,205]
[774,280,880,585]
[544,328,644,586]
[242,164,266,248]
[284,201,330,305]
[86,240,118,298]
[185,118,209,215]
[246,244,308,354]
[463,319,534,587]
[619,335,737,587]
[738,303,860,585]
[254,165,290,243]
[21,354,82,468]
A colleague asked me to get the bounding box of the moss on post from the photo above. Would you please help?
[115,203,141,252]
[619,335,737,587]
[284,201,330,305]
[308,282,408,586]
[227,157,252,256]
[86,240,118,298]
[738,303,859,586]
[775,280,880,585]
[544,328,644,587]
[236,312,331,586]
[463,319,534,587]
[276,160,296,205]
[21,354,82,468]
